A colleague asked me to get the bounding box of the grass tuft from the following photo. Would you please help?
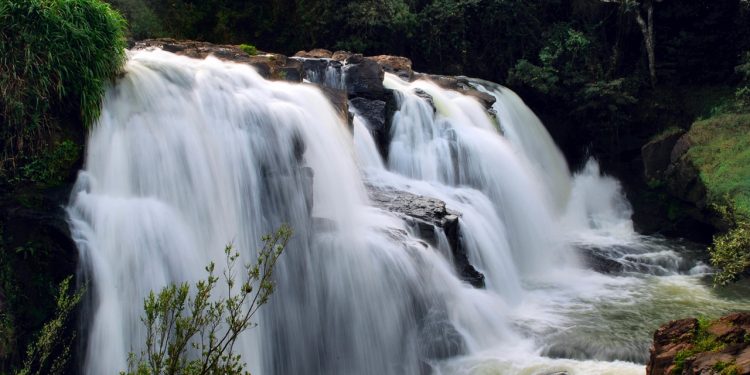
[0,0,127,173]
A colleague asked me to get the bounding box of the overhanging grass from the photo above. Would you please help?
[687,113,750,218]
[0,0,126,172]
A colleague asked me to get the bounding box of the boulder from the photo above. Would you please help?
[343,54,386,99]
[642,128,685,180]
[331,50,353,61]
[366,185,485,288]
[293,48,333,59]
[367,55,413,81]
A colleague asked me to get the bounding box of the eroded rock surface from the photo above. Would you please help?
[366,185,485,288]
[647,313,750,375]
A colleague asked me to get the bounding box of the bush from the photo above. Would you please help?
[125,225,291,375]
[0,0,126,172]
[711,219,750,286]
[17,276,85,375]
[239,43,258,56]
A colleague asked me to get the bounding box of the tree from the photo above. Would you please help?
[602,0,662,87]
[124,224,292,375]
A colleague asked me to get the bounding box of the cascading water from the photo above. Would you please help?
[69,49,750,375]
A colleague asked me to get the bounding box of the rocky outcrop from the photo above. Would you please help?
[367,55,413,81]
[412,73,496,109]
[134,39,303,81]
[647,313,750,375]
[343,54,386,99]
[366,185,485,288]
[349,97,389,155]
[294,48,333,59]
[642,128,685,181]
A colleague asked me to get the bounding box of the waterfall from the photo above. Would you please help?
[69,49,727,375]
[470,79,572,212]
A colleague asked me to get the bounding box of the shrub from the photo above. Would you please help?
[124,225,292,375]
[711,219,750,286]
[16,276,85,375]
[0,0,126,172]
[239,43,258,56]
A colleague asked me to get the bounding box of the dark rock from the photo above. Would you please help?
[312,217,337,233]
[301,167,314,215]
[413,89,436,114]
[343,55,386,99]
[316,85,348,121]
[671,133,693,163]
[349,97,388,156]
[418,308,466,360]
[367,55,413,81]
[574,244,625,274]
[366,185,485,288]
[665,157,707,211]
[641,128,685,180]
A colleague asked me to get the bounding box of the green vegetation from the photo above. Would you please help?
[16,276,85,375]
[239,43,258,56]
[713,360,740,375]
[124,225,291,375]
[671,317,727,374]
[711,218,750,286]
[18,140,81,188]
[0,0,126,174]
[687,114,750,218]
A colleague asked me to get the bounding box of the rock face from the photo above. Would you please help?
[343,54,386,98]
[366,185,486,288]
[642,128,686,181]
[349,97,389,156]
[647,313,750,375]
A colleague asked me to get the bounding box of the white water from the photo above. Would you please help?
[68,50,749,375]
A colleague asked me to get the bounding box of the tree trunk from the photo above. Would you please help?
[634,0,656,87]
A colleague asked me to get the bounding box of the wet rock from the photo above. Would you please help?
[366,185,485,288]
[367,55,413,81]
[293,48,333,59]
[413,89,436,114]
[301,167,314,214]
[349,97,388,156]
[642,128,685,180]
[574,244,625,274]
[317,85,348,121]
[412,73,496,109]
[343,54,386,99]
[418,308,466,360]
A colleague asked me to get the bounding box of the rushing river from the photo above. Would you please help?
[67,49,750,375]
